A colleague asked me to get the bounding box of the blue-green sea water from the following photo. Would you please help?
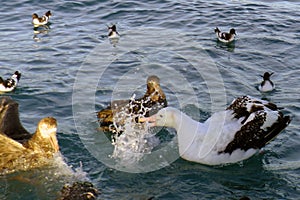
[0,0,299,199]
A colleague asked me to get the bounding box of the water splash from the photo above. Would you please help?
[51,156,89,182]
[109,94,161,166]
[1,153,90,199]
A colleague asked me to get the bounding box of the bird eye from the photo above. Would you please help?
[159,114,163,118]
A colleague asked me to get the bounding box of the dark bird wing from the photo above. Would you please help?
[0,133,26,171]
[221,32,231,40]
[221,96,291,154]
[97,99,130,128]
[0,97,32,143]
[226,96,279,121]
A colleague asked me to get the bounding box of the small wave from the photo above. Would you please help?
[264,160,300,171]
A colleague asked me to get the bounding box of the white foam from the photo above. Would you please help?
[49,153,89,182]
[110,95,161,166]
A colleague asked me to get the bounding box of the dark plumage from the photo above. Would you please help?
[97,75,167,133]
[222,96,290,154]
[259,72,275,92]
[32,10,52,26]
[108,24,120,38]
[0,71,21,92]
[214,27,236,43]
[57,181,99,200]
[0,96,31,143]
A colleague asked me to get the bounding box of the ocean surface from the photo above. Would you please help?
[0,0,299,199]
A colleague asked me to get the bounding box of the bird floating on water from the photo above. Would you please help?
[258,72,275,92]
[140,95,291,165]
[0,71,21,92]
[214,27,236,43]
[0,97,59,174]
[32,10,52,26]
[97,75,167,133]
[108,24,120,39]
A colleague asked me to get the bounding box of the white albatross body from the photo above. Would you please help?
[140,96,290,165]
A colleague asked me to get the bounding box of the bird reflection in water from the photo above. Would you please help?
[33,25,51,42]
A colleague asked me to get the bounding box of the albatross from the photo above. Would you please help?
[140,96,291,165]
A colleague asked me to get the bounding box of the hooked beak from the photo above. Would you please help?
[50,134,59,152]
[139,115,156,127]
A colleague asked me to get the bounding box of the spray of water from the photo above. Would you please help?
[108,93,161,166]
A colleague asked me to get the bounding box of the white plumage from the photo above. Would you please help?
[0,71,21,92]
[32,11,52,26]
[140,96,291,165]
[259,72,275,92]
[108,24,120,39]
[214,27,236,43]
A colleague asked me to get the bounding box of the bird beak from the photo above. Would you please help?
[270,72,274,76]
[50,134,59,152]
[139,115,156,127]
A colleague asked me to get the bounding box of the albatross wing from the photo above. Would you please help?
[0,133,27,172]
[222,96,291,154]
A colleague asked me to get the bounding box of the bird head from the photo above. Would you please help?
[230,28,236,35]
[35,117,59,153]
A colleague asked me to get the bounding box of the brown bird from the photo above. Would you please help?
[97,75,167,133]
[0,96,31,143]
[0,97,59,175]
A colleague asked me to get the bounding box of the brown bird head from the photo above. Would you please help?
[30,117,59,154]
[32,13,39,19]
[45,10,52,17]
[146,75,166,102]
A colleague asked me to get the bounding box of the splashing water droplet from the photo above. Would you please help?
[110,95,160,166]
